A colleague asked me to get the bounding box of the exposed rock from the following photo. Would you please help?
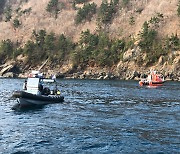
[16,54,27,63]
[72,72,82,79]
[130,70,140,79]
[123,49,134,61]
[3,72,15,78]
[140,73,147,78]
[79,74,85,79]
[158,56,164,65]
[18,73,27,78]
[103,74,109,80]
[123,46,141,61]
[134,77,140,80]
[0,60,21,77]
[56,73,65,79]
[0,65,14,76]
[97,76,103,80]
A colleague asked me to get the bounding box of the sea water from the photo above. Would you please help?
[0,78,179,153]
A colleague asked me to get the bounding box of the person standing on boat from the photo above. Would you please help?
[38,83,43,94]
[23,80,27,90]
[52,74,56,81]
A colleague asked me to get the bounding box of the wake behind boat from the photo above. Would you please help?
[12,71,64,109]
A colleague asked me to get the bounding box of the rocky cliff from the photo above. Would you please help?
[0,0,179,80]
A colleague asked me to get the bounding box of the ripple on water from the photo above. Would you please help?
[0,79,179,153]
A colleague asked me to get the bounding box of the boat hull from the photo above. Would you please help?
[139,81,164,86]
[12,91,64,109]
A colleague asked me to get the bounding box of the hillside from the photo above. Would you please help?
[0,0,179,80]
[0,0,180,43]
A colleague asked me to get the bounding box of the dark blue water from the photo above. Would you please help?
[0,79,180,154]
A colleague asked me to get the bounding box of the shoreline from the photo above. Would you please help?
[0,72,179,82]
[0,60,179,82]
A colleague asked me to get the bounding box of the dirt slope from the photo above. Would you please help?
[0,0,179,44]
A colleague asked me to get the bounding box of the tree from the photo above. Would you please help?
[75,3,97,24]
[79,29,98,62]
[0,0,6,16]
[46,0,58,12]
[44,32,55,52]
[58,34,74,51]
[98,0,119,24]
[138,21,157,52]
[149,13,164,28]
[4,6,12,22]
[122,0,129,6]
[0,39,14,59]
[178,1,180,16]
[34,29,46,47]
[13,47,23,59]
[23,40,35,56]
[79,29,98,47]
[165,34,180,51]
[13,18,21,28]
[46,0,64,18]
[129,16,135,25]
[56,34,75,60]
[74,0,88,4]
[97,32,109,50]
[110,39,125,63]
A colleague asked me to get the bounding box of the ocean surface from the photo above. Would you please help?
[0,78,179,154]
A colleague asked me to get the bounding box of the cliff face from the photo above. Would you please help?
[0,0,179,43]
[0,0,179,80]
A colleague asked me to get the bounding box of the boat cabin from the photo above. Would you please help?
[24,71,57,95]
[26,78,41,95]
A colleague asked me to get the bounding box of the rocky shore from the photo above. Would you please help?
[0,60,179,82]
[0,49,179,81]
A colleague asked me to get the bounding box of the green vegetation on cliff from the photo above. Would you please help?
[178,1,180,16]
[4,6,12,22]
[0,0,179,70]
[18,30,75,65]
[0,25,180,67]
[13,18,21,28]
[98,0,119,24]
[74,0,89,4]
[46,0,64,18]
[75,3,97,24]
[0,0,6,16]
[72,29,125,67]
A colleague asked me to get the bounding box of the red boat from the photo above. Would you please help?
[139,71,165,86]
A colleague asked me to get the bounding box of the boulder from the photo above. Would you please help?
[131,70,140,79]
[97,76,104,80]
[134,76,140,80]
[140,73,147,78]
[103,74,109,80]
[18,73,27,78]
[3,72,15,78]
[123,49,134,61]
[0,61,20,77]
[123,46,141,61]
[0,64,14,76]
[56,73,65,78]
[158,56,164,65]
[79,74,85,79]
